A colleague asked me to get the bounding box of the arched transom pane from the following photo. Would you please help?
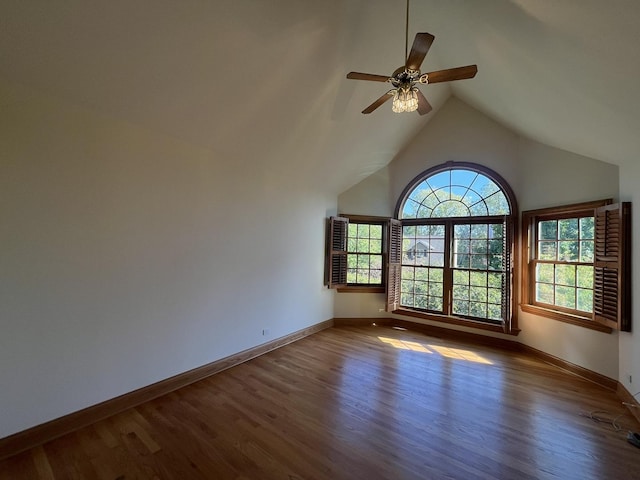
[401,169,511,219]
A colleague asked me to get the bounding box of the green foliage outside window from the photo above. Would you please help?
[535,216,595,313]
[346,223,383,284]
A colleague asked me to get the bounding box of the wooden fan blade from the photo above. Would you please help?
[423,65,478,84]
[362,91,394,114]
[406,33,435,71]
[347,72,391,82]
[416,89,432,115]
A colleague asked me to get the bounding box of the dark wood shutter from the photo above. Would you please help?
[502,217,513,333]
[593,202,631,331]
[325,216,348,289]
[386,219,402,312]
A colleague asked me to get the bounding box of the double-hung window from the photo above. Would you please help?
[325,215,387,293]
[522,200,631,332]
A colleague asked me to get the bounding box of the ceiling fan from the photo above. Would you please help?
[346,1,477,115]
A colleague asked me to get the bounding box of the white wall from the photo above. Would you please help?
[0,80,335,438]
[337,96,620,378]
[517,135,619,378]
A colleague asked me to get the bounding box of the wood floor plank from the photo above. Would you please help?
[1,325,639,479]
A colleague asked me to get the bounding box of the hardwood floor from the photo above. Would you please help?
[1,325,639,479]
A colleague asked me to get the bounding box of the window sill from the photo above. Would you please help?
[337,286,385,293]
[520,304,612,333]
[393,308,519,336]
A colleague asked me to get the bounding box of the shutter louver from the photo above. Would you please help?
[386,219,402,312]
[325,217,348,289]
[593,203,631,331]
[502,218,513,333]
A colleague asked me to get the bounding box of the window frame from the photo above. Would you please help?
[325,215,390,293]
[521,199,613,332]
[392,162,519,335]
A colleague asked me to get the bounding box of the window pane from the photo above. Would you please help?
[370,239,382,254]
[558,219,579,240]
[471,239,488,254]
[432,200,470,217]
[470,271,487,287]
[536,283,554,304]
[469,202,489,216]
[401,266,415,280]
[555,264,576,286]
[488,287,502,304]
[488,254,503,271]
[356,269,369,282]
[357,254,370,269]
[356,238,370,253]
[488,239,503,254]
[471,224,488,239]
[488,304,502,320]
[488,272,502,288]
[428,297,443,311]
[539,242,557,260]
[580,241,594,262]
[555,285,576,309]
[470,302,488,318]
[489,223,504,238]
[486,191,510,215]
[470,254,488,270]
[558,241,579,261]
[470,286,487,302]
[430,268,443,283]
[452,300,469,316]
[539,221,557,240]
[580,217,594,239]
[453,270,469,285]
[455,224,471,238]
[576,265,593,289]
[453,284,470,300]
[536,263,554,284]
[370,225,382,239]
[347,269,357,283]
[401,280,415,294]
[577,288,593,312]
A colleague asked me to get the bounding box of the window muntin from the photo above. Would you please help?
[402,169,510,219]
[346,222,383,285]
[533,215,595,314]
[401,224,445,312]
[452,222,505,321]
[396,163,515,328]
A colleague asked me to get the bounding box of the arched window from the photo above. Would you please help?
[391,162,517,332]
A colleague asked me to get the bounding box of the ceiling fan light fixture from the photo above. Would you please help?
[392,87,419,113]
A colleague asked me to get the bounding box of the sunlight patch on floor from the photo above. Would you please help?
[377,336,493,365]
[378,337,432,353]
[427,344,493,365]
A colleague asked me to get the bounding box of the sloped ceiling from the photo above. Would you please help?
[2,0,639,195]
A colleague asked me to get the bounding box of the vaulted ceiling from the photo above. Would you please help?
[2,0,639,195]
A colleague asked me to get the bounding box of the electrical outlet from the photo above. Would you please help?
[262,328,270,336]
